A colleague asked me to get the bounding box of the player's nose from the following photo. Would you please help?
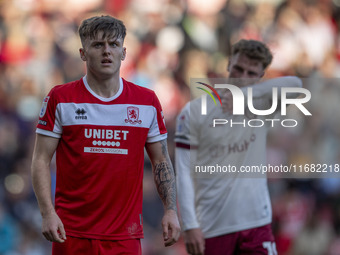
[103,43,111,55]
[239,71,250,79]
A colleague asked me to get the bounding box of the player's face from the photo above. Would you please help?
[228,53,264,87]
[79,31,126,79]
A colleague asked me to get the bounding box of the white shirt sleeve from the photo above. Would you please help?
[175,147,200,231]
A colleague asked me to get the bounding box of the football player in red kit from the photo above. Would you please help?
[31,15,180,255]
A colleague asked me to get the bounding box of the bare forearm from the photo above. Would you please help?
[154,159,177,212]
[31,160,55,216]
[148,139,177,212]
[146,139,180,246]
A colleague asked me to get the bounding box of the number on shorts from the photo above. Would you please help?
[262,241,277,255]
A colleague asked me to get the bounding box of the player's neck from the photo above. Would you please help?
[86,73,120,98]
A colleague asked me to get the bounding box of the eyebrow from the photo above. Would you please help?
[91,38,121,43]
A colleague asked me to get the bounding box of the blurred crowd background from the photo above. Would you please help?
[1,0,340,254]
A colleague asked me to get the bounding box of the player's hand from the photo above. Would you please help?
[221,90,233,113]
[184,228,205,255]
[161,209,181,247]
[41,210,67,243]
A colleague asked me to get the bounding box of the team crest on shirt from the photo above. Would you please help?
[125,106,142,124]
[39,96,49,118]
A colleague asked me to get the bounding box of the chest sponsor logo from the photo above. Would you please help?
[85,128,129,140]
[75,108,87,120]
[125,106,142,124]
[84,128,129,155]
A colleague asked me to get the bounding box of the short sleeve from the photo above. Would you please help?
[146,92,167,143]
[174,102,199,150]
[36,87,62,138]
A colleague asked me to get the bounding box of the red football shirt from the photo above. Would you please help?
[36,77,167,240]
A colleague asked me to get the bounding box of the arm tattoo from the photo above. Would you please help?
[153,140,177,212]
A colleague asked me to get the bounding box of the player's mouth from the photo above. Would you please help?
[101,58,112,65]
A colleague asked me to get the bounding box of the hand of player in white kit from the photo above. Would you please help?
[184,228,205,255]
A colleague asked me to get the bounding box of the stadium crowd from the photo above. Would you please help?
[1,0,340,254]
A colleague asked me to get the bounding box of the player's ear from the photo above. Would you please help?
[121,47,126,61]
[79,48,87,61]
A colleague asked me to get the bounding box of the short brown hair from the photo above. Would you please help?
[79,15,126,46]
[231,40,273,69]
